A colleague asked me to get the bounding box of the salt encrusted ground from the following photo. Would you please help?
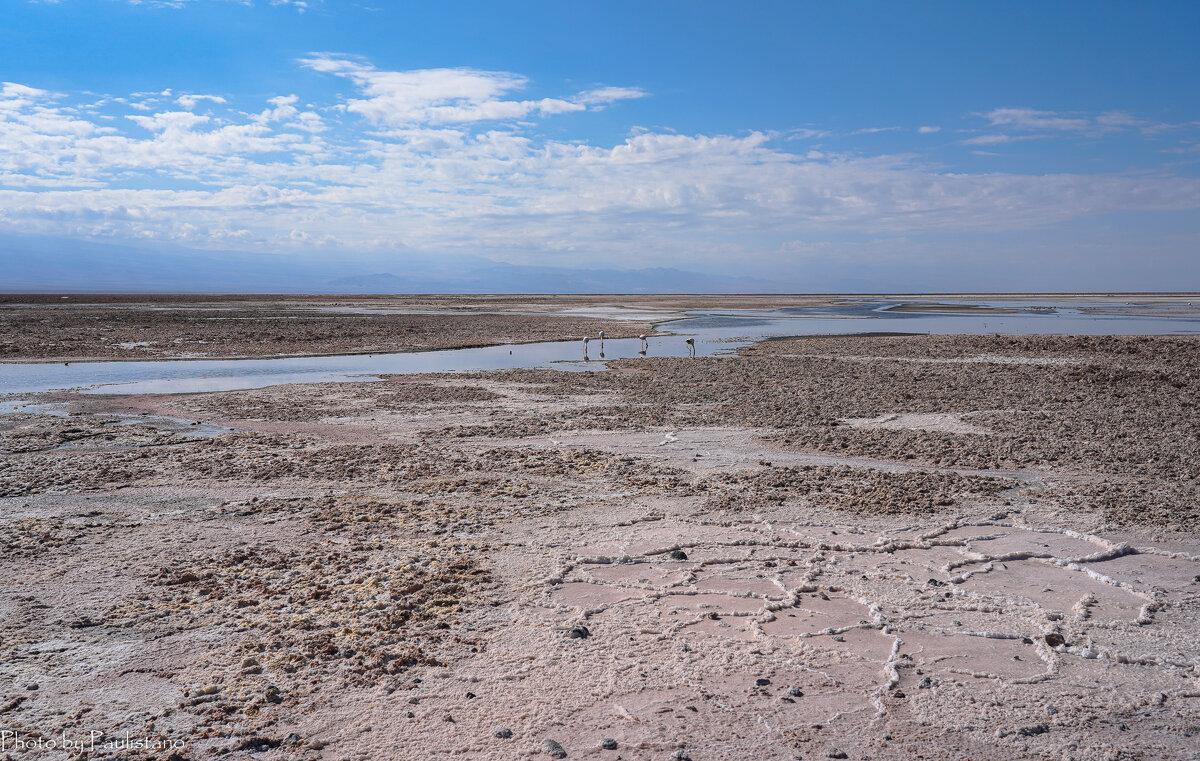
[0,331,1197,760]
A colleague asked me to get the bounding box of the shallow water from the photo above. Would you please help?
[2,299,1198,395]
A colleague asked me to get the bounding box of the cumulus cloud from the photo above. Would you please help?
[299,55,646,126]
[1,62,1198,269]
[175,93,227,110]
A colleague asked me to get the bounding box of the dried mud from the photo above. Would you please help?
[0,332,1197,760]
[0,298,661,362]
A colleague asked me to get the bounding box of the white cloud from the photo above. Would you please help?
[959,133,1043,146]
[175,93,227,110]
[917,125,941,134]
[975,107,1181,138]
[1,63,1199,271]
[574,86,648,106]
[299,55,645,126]
[983,108,1095,132]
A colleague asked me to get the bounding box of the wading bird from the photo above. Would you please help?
[639,334,648,351]
[685,338,695,358]
[582,336,590,360]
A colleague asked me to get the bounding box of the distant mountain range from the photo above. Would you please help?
[325,266,776,294]
[0,233,780,293]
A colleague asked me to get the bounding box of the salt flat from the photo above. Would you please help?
[0,302,1198,760]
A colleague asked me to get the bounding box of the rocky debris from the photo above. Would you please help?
[599,737,618,750]
[566,625,591,639]
[179,379,502,422]
[493,727,513,739]
[542,738,568,757]
[703,465,1013,516]
[467,333,1199,528]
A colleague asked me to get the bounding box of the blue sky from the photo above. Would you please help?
[1,0,1199,290]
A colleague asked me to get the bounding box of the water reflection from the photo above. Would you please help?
[1,299,1197,396]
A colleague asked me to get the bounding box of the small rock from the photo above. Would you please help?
[671,751,691,760]
[826,749,848,759]
[599,738,617,750]
[404,711,415,719]
[24,683,38,691]
[1044,633,1066,648]
[669,550,688,560]
[543,738,568,757]
[493,727,513,739]
[1045,705,1058,715]
[787,687,804,697]
[566,625,591,639]
[1018,723,1048,737]
[755,678,771,687]
[282,733,301,746]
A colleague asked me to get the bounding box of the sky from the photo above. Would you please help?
[1,0,1199,291]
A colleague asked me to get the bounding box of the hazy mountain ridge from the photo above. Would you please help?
[0,235,779,294]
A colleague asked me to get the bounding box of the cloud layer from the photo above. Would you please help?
[1,56,1199,275]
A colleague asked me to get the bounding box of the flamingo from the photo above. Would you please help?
[685,338,695,358]
[639,334,648,352]
[582,336,590,360]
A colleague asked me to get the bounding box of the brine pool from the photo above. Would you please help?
[2,299,1198,396]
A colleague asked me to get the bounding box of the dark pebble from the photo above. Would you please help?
[669,550,688,560]
[493,727,513,739]
[600,737,617,750]
[787,687,804,697]
[755,678,771,686]
[567,625,591,639]
[543,738,567,757]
